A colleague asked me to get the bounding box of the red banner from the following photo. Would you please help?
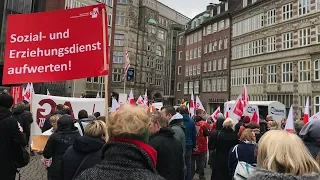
[10,86,23,106]
[2,4,109,85]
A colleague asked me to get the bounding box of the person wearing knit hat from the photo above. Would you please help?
[237,116,251,138]
[0,94,28,180]
[76,104,165,180]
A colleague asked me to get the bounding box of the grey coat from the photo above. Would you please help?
[248,169,320,180]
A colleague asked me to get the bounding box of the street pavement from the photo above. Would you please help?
[17,154,212,180]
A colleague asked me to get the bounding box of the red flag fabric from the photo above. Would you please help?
[242,84,249,108]
[303,97,309,124]
[231,95,244,119]
[251,110,259,123]
[10,86,23,106]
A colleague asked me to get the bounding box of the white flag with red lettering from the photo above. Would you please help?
[285,105,295,133]
[211,107,221,120]
[190,93,195,117]
[136,95,144,105]
[196,96,205,111]
[231,95,244,120]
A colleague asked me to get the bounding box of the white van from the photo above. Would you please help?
[225,101,286,123]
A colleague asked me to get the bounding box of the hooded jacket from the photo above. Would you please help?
[168,113,186,155]
[12,107,33,143]
[300,120,320,159]
[149,127,184,180]
[62,136,105,180]
[248,169,320,180]
[0,107,28,180]
[43,115,80,179]
[76,138,165,180]
[181,114,196,148]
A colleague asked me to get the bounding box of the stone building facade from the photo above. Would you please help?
[231,0,320,119]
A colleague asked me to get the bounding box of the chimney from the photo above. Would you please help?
[207,3,214,11]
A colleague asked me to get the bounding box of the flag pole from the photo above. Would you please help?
[102,8,109,122]
[124,4,130,94]
[72,80,76,97]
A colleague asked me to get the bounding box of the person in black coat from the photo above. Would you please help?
[42,105,71,133]
[62,120,107,180]
[149,111,184,180]
[43,115,80,180]
[12,102,33,143]
[299,120,320,159]
[0,94,28,180]
[209,118,238,180]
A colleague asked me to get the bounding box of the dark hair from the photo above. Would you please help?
[163,106,176,116]
[96,116,106,121]
[56,104,64,110]
[94,112,101,118]
[176,106,181,113]
[0,94,13,109]
[196,109,204,115]
[247,122,260,129]
[179,105,189,115]
[78,109,88,119]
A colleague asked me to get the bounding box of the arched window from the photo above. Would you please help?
[156,45,164,56]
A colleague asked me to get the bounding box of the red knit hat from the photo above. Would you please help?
[243,116,251,124]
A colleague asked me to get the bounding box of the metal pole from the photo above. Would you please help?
[72,80,75,97]
[123,3,130,94]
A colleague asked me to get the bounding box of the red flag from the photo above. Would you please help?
[303,97,309,124]
[10,86,23,106]
[231,95,244,119]
[251,110,259,123]
[242,84,249,108]
[211,107,221,120]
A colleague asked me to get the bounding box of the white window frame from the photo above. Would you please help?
[282,32,293,50]
[315,59,320,80]
[208,61,212,72]
[203,80,207,93]
[189,82,193,94]
[197,64,201,75]
[204,44,207,54]
[198,47,201,57]
[209,42,213,53]
[282,62,293,83]
[218,59,222,70]
[282,3,293,21]
[267,9,276,25]
[184,82,188,95]
[212,60,217,71]
[193,65,197,75]
[178,51,182,60]
[179,37,183,45]
[299,28,311,47]
[213,41,217,51]
[224,38,228,49]
[225,19,230,28]
[298,60,311,82]
[298,0,311,16]
[317,25,320,43]
[315,96,320,114]
[212,23,217,33]
[267,64,277,84]
[266,36,276,52]
[222,78,227,91]
[108,14,112,27]
[115,11,125,26]
[189,66,192,76]
[218,20,225,31]
[178,66,182,75]
[212,79,216,91]
[223,58,227,69]
[219,39,223,50]
[207,25,212,35]
[204,62,207,72]
[217,78,222,91]
[114,34,125,46]
[207,79,211,92]
[185,66,189,76]
[317,0,320,10]
[194,81,199,94]
[177,82,181,91]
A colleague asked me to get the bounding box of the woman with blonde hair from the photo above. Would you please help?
[268,120,280,130]
[210,118,238,180]
[62,120,108,180]
[76,104,165,180]
[248,130,320,180]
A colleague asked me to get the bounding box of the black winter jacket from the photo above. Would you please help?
[76,138,165,180]
[42,109,71,132]
[12,107,33,143]
[43,115,80,180]
[0,108,28,180]
[62,136,105,180]
[149,128,184,180]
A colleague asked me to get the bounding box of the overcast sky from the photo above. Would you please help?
[158,0,220,19]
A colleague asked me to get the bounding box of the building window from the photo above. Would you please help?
[189,82,194,94]
[156,60,162,70]
[223,58,227,69]
[212,60,217,71]
[186,36,190,45]
[156,45,164,56]
[218,59,222,70]
[225,19,230,28]
[179,37,183,45]
[212,79,216,91]
[298,60,311,82]
[177,66,182,75]
[213,41,217,51]
[299,0,310,16]
[87,77,92,82]
[209,42,213,53]
[184,82,188,94]
[112,68,123,82]
[106,0,113,6]
[114,34,124,46]
[146,73,153,84]
[198,31,202,41]
[203,80,207,92]
[207,79,211,92]
[149,25,156,34]
[177,82,181,91]
[282,3,293,21]
[267,64,277,84]
[113,51,124,63]
[186,51,189,60]
[315,59,320,80]
[204,62,207,72]
[194,48,197,58]
[267,9,276,25]
[252,39,264,55]
[315,96,320,114]
[116,11,125,25]
[212,23,217,33]
[208,61,212,71]
[155,75,162,86]
[194,81,199,94]
[252,66,262,84]
[242,68,249,85]
[198,47,201,57]
[190,49,194,59]
[282,62,293,83]
[108,14,112,26]
[203,27,206,36]
[219,40,223,50]
[194,33,198,43]
[158,30,165,40]
[204,44,207,54]
[317,25,320,43]
[282,32,293,50]
[178,51,182,60]
[224,38,228,49]
[207,25,212,35]
[146,57,154,68]
[189,66,192,76]
[193,65,197,75]
[266,36,276,52]
[217,79,222,91]
[317,0,320,10]
[299,28,311,46]
[197,64,201,75]
[185,66,189,76]
[222,78,227,91]
[218,20,225,31]
[117,0,127,3]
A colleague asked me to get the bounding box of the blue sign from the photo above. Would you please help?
[270,107,285,115]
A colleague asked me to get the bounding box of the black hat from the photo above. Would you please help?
[0,94,14,109]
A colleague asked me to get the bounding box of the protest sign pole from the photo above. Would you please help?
[102,8,109,122]
[72,81,76,97]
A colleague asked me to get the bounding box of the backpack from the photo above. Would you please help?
[233,145,256,180]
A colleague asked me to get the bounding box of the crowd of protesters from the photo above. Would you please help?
[1,93,320,180]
